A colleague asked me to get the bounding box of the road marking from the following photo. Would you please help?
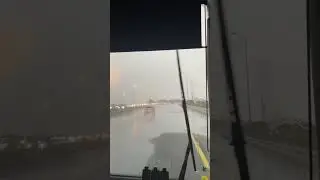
[191,134,210,170]
[201,176,209,180]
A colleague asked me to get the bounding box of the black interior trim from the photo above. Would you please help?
[110,174,177,180]
[110,0,203,52]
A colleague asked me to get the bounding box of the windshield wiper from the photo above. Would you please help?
[175,50,197,179]
[178,142,192,180]
[213,0,250,179]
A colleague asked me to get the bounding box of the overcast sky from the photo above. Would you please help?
[110,48,206,104]
[110,5,208,104]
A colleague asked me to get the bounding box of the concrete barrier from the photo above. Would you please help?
[110,107,142,117]
[187,105,208,114]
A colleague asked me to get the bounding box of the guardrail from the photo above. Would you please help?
[110,103,163,118]
[110,104,155,114]
[186,105,209,114]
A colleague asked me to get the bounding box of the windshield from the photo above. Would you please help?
[2,1,318,179]
[110,48,210,179]
[110,5,210,179]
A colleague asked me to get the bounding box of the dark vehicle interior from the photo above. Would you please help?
[111,0,320,179]
[1,0,320,180]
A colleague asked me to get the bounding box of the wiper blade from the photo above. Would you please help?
[175,50,197,177]
[213,0,251,179]
[178,142,192,180]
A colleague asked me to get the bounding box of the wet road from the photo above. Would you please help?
[110,104,210,179]
[1,104,209,180]
[2,104,316,180]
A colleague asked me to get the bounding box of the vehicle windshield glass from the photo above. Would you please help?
[110,48,210,179]
[208,0,319,179]
[110,5,210,179]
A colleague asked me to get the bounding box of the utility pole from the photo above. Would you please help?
[231,32,252,122]
[243,37,252,123]
[185,77,189,101]
[132,84,137,104]
[190,79,195,101]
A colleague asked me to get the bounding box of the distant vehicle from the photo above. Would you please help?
[0,136,25,151]
[0,138,9,151]
[37,141,48,151]
[144,106,155,118]
[18,138,33,150]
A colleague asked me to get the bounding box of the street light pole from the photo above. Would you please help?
[132,84,137,104]
[243,38,252,123]
[232,33,252,122]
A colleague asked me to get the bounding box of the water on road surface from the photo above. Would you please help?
[111,104,316,180]
[2,104,316,180]
[110,104,210,179]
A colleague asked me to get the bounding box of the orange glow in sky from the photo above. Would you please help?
[110,65,120,88]
[0,23,33,79]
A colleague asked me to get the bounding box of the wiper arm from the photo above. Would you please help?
[213,0,250,179]
[175,50,197,178]
[178,142,192,180]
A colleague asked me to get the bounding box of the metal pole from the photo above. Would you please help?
[243,38,252,122]
[204,6,210,151]
[132,84,137,104]
[231,33,252,122]
[309,0,319,176]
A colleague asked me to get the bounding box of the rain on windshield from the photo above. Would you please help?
[110,48,210,179]
[110,5,210,179]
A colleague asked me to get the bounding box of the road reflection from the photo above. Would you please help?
[133,107,156,137]
[146,132,204,179]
